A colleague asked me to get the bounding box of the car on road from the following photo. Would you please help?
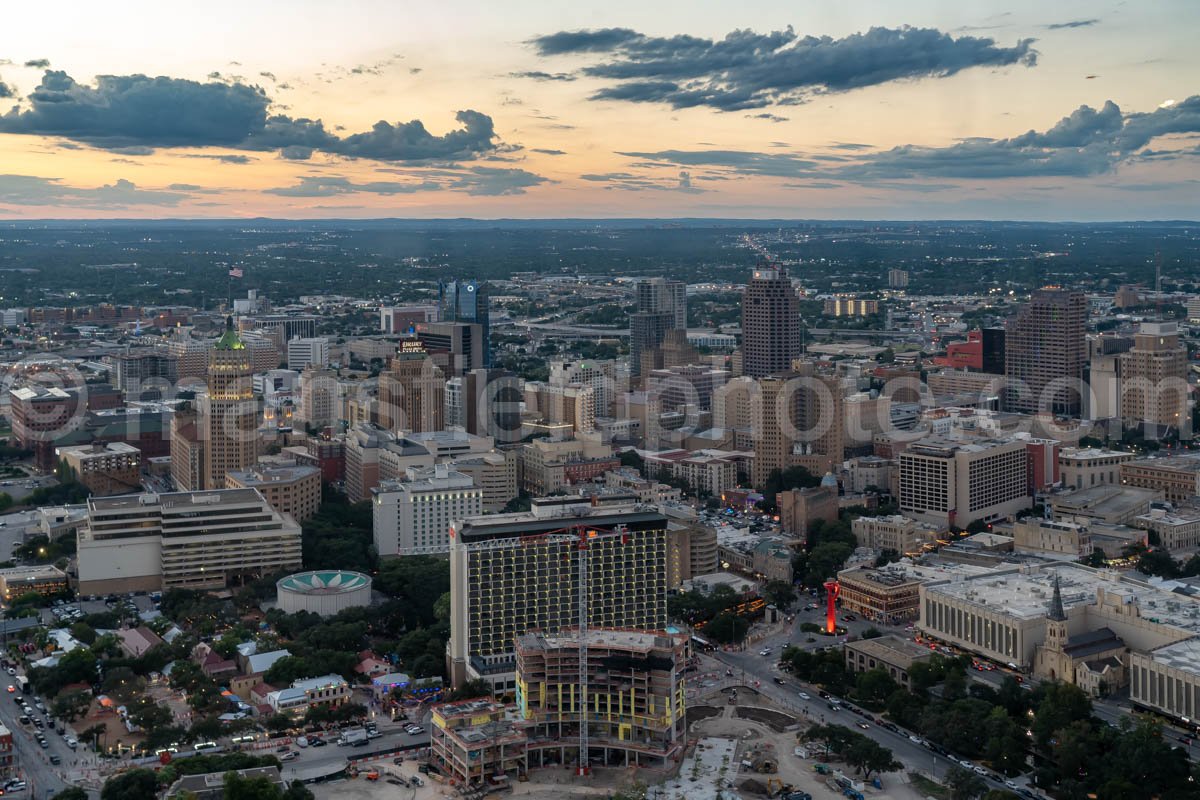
[309,738,327,747]
[909,734,923,744]
[772,677,785,685]
[856,722,870,730]
[973,766,989,777]
[6,780,27,792]
[959,759,974,769]
[798,692,810,700]
[65,737,77,749]
[281,751,299,761]
[49,754,61,765]
[758,649,771,656]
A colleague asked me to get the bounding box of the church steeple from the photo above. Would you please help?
[1048,574,1067,622]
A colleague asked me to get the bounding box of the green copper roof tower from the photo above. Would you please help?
[215,315,246,350]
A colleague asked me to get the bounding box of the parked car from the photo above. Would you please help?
[281,751,299,762]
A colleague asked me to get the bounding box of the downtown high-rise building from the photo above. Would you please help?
[630,278,686,377]
[1120,321,1191,438]
[1004,288,1087,416]
[741,266,801,378]
[439,280,491,368]
[198,318,259,490]
[378,340,446,433]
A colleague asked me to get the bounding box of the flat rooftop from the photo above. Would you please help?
[1145,638,1200,671]
[1127,456,1200,473]
[846,635,934,664]
[927,562,1200,631]
[516,628,679,653]
[89,487,265,511]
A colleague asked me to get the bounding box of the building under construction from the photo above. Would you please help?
[516,628,688,769]
[447,499,669,694]
[429,699,527,789]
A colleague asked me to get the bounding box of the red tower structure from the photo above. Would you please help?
[823,579,840,634]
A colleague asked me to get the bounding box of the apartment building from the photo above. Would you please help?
[741,266,801,379]
[77,488,302,594]
[898,437,1028,528]
[448,503,669,693]
[225,463,321,523]
[372,465,483,557]
[515,629,688,769]
[56,442,142,497]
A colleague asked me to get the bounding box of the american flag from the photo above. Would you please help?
[228,267,244,278]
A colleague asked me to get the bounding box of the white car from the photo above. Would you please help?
[959,759,975,770]
[798,692,810,700]
[758,649,771,656]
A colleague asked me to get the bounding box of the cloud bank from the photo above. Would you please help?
[528,25,1036,110]
[0,70,500,162]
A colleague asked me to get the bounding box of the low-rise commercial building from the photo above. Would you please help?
[837,566,922,625]
[844,635,933,689]
[1012,518,1093,558]
[851,515,937,556]
[1048,484,1161,525]
[266,674,351,717]
[1059,448,1135,491]
[1121,456,1200,504]
[1134,508,1200,553]
[0,566,68,601]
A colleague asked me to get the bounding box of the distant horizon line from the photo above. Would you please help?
[0,217,1197,226]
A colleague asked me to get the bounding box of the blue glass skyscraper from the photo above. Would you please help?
[439,280,491,367]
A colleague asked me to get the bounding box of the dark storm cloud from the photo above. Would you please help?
[531,28,642,56]
[532,148,566,155]
[510,71,576,82]
[0,69,501,162]
[1046,19,1099,29]
[0,79,12,98]
[529,25,1036,110]
[23,59,50,69]
[0,174,189,207]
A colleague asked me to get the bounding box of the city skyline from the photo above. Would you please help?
[0,0,1196,220]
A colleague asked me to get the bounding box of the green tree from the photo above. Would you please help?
[444,678,492,702]
[763,580,796,611]
[705,612,749,645]
[224,770,287,800]
[844,736,902,781]
[101,768,159,800]
[854,668,899,709]
[52,789,90,800]
[945,765,988,800]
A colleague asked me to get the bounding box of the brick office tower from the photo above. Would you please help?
[741,265,801,378]
[1004,288,1087,415]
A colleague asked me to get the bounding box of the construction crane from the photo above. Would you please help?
[573,522,629,776]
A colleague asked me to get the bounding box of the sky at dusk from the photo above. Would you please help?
[0,0,1197,220]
